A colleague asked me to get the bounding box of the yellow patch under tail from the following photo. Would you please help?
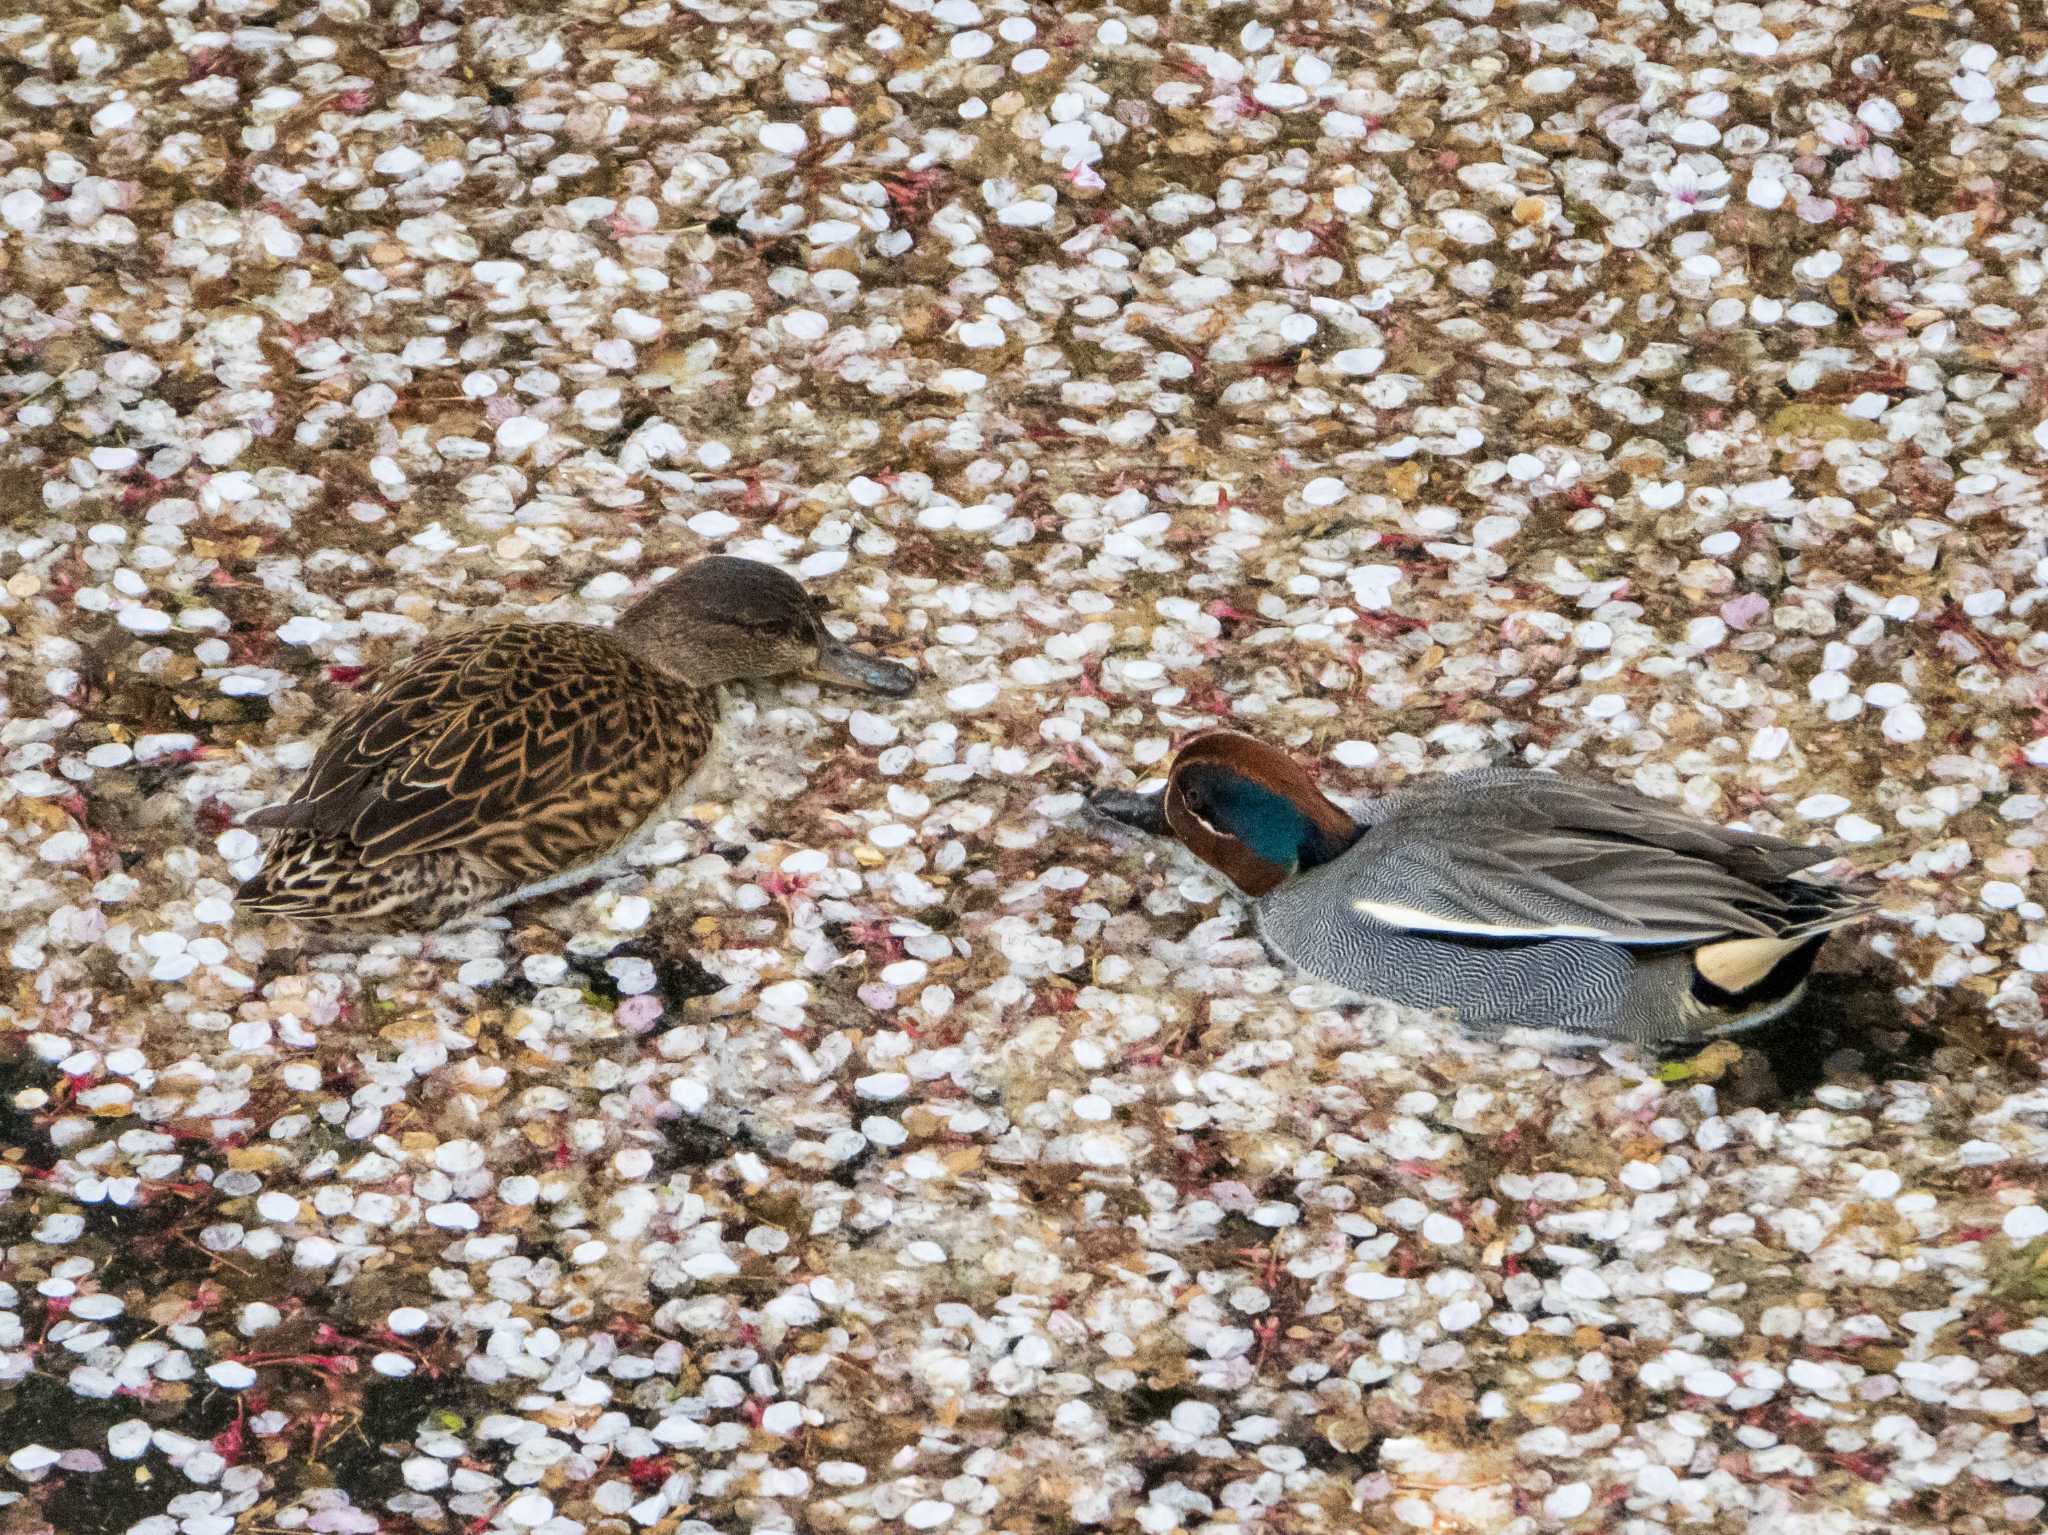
[1692,934,1809,994]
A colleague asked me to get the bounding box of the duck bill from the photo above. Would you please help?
[806,636,918,697]
[1089,787,1168,836]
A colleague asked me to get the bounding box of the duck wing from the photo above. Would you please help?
[245,623,713,880]
[1340,772,1871,947]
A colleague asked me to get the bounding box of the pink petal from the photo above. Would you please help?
[1720,593,1770,630]
[617,994,665,1031]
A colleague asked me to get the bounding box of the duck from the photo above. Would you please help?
[237,556,916,933]
[1089,730,1880,1046]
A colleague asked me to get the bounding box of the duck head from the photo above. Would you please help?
[1090,731,1361,895]
[615,555,917,696]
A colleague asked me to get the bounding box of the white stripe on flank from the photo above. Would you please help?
[1351,898,1616,942]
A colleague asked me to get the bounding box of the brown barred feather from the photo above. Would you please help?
[236,833,503,932]
[239,556,917,933]
[240,623,716,930]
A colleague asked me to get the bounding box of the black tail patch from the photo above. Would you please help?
[1690,932,1829,1011]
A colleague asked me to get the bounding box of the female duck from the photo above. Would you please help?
[1090,730,1878,1046]
[238,556,915,932]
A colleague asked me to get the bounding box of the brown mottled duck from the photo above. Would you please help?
[237,556,915,932]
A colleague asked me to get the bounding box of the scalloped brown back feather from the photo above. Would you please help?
[240,623,716,928]
[235,836,502,931]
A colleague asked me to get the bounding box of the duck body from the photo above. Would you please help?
[238,623,717,931]
[1092,734,1877,1047]
[238,557,915,933]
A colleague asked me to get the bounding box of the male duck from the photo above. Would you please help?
[238,556,916,932]
[1090,730,1879,1046]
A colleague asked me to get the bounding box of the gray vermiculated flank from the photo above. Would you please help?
[1247,767,1858,1044]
